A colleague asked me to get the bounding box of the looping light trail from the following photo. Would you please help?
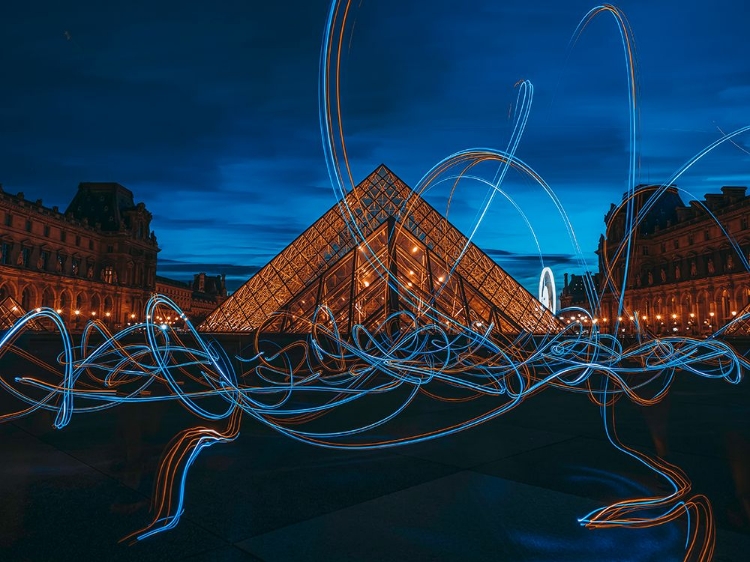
[0,3,748,561]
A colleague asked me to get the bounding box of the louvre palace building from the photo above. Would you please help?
[597,184,750,336]
[0,181,225,330]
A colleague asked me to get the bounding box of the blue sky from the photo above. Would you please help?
[0,0,748,292]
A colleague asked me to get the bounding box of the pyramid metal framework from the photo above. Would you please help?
[200,166,562,336]
[723,301,750,336]
[0,296,45,331]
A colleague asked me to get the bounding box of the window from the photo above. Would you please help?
[1,242,11,264]
[103,265,115,284]
[742,217,748,230]
[688,233,694,245]
[660,243,666,253]
[75,235,81,246]
[89,239,94,250]
[72,258,81,276]
[25,220,32,232]
[107,245,114,253]
[704,229,710,241]
[44,225,50,237]
[642,246,649,256]
[20,247,30,267]
[673,239,679,249]
[39,250,49,270]
[61,230,67,243]
[4,214,12,227]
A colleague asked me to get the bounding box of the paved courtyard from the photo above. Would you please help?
[1,338,749,561]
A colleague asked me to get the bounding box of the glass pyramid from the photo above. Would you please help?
[723,301,750,336]
[0,296,46,331]
[200,165,561,336]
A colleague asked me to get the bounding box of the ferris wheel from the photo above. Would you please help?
[538,267,556,314]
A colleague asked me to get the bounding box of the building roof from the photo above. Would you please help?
[65,182,141,232]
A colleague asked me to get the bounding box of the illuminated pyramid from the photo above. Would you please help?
[200,165,561,336]
[0,296,45,331]
[723,301,750,337]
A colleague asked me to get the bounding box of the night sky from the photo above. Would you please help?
[1,0,748,293]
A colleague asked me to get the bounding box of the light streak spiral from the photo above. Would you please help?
[0,3,748,561]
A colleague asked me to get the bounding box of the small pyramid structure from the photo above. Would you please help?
[200,165,562,336]
[0,296,45,331]
[723,301,750,336]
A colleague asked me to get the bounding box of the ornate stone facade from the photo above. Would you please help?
[597,185,750,335]
[0,182,158,330]
[155,273,227,326]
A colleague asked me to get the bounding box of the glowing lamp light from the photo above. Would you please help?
[412,246,418,253]
[35,308,41,313]
[671,314,677,319]
[732,311,737,316]
[105,312,111,317]
[709,312,715,317]
[130,313,136,319]
[438,276,444,282]
[74,310,80,315]
[56,309,62,314]
[160,323,168,330]
[363,281,369,287]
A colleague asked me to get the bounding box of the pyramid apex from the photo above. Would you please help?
[369,163,397,179]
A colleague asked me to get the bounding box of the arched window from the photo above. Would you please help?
[60,291,71,311]
[42,287,54,308]
[90,294,101,318]
[21,286,34,311]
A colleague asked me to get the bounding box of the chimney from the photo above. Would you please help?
[564,273,569,289]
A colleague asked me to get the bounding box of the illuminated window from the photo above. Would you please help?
[103,265,115,284]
